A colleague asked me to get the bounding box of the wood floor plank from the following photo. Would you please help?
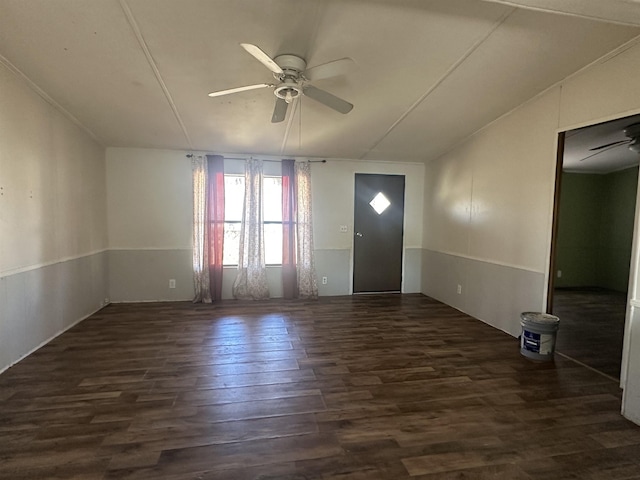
[554,288,626,379]
[1,294,639,479]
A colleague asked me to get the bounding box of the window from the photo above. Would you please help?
[223,175,243,266]
[223,175,283,265]
[262,176,283,265]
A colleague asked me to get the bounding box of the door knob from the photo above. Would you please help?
[356,232,363,237]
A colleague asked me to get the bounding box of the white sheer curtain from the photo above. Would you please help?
[191,156,211,303]
[295,162,318,298]
[232,159,270,300]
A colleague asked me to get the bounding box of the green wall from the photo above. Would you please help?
[556,166,638,292]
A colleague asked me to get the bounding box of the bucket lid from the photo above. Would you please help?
[520,312,559,325]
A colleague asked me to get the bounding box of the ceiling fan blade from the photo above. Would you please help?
[208,83,273,97]
[271,98,288,123]
[305,58,355,81]
[303,85,353,114]
[240,43,283,75]
[589,139,631,151]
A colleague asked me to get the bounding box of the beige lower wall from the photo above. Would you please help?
[422,249,545,337]
[108,249,297,302]
[108,249,194,302]
[0,252,108,373]
[623,303,640,425]
[107,247,424,301]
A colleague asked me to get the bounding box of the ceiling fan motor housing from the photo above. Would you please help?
[274,54,307,74]
[273,55,306,103]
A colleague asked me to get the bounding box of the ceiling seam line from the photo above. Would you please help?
[118,0,193,149]
[360,7,516,160]
[0,53,103,147]
[479,0,640,28]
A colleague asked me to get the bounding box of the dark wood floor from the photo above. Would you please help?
[553,288,627,379]
[1,294,640,479]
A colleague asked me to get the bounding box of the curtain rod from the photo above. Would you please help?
[185,154,326,164]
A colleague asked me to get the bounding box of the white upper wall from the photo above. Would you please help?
[424,36,640,273]
[0,62,107,276]
[106,149,424,253]
[424,87,560,273]
[106,148,193,250]
[312,160,424,251]
[559,41,640,130]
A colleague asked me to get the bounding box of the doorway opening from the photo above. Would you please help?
[549,113,640,379]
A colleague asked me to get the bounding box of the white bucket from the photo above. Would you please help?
[520,312,560,361]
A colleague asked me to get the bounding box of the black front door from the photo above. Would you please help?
[353,173,405,293]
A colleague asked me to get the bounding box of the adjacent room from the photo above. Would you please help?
[3,0,640,478]
[552,114,640,380]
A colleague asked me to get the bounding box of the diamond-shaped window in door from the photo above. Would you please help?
[369,192,391,215]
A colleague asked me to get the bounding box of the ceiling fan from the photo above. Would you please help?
[588,122,640,154]
[208,43,354,123]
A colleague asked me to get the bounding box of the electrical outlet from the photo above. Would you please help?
[339,225,348,233]
[169,279,176,289]
[322,276,328,285]
[457,284,462,295]
[557,270,562,278]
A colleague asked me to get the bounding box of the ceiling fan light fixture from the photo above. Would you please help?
[274,83,301,103]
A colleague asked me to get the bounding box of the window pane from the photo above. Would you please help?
[264,223,282,265]
[263,176,282,222]
[222,174,283,266]
[224,176,244,221]
[223,222,241,265]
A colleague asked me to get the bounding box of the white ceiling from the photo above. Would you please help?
[1,0,640,163]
